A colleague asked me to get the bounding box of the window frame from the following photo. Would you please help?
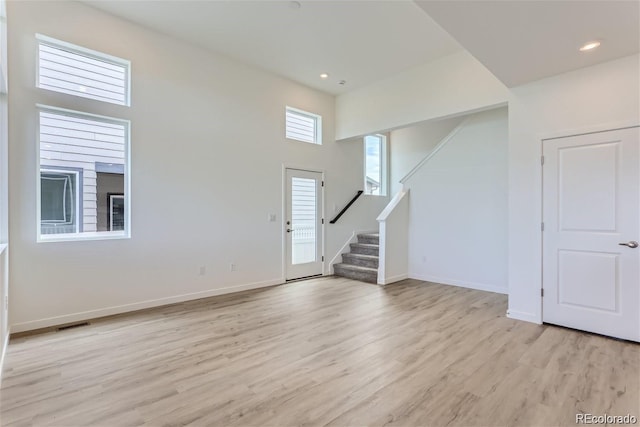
[285,106,322,145]
[36,33,131,106]
[36,104,131,243]
[363,134,388,197]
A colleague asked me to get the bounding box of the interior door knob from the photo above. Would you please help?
[619,241,639,248]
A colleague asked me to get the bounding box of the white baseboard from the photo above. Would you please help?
[409,273,508,295]
[0,325,10,385]
[506,309,542,324]
[378,273,408,285]
[10,278,284,334]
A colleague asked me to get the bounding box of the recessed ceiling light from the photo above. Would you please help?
[579,41,601,52]
[320,73,329,80]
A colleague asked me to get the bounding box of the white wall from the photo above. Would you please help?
[0,92,6,374]
[389,116,463,194]
[406,108,508,294]
[0,244,7,379]
[335,50,509,141]
[8,1,388,332]
[0,0,8,379]
[507,54,640,323]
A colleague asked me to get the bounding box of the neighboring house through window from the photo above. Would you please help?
[108,193,125,231]
[285,106,322,145]
[40,169,81,235]
[36,34,130,241]
[37,34,130,105]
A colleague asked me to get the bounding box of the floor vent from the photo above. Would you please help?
[286,274,323,283]
[57,322,90,331]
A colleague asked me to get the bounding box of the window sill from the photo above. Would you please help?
[38,231,130,243]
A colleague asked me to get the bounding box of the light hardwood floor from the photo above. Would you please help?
[0,277,638,426]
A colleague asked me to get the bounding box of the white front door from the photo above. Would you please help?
[542,127,639,341]
[285,168,323,280]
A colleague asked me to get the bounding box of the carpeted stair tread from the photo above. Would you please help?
[349,243,380,256]
[335,232,380,284]
[356,233,380,244]
[342,253,379,268]
[335,263,377,273]
[344,253,378,260]
[334,263,378,284]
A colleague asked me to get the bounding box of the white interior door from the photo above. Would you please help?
[542,127,639,341]
[285,168,323,280]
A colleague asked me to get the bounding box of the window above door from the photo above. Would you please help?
[285,106,322,145]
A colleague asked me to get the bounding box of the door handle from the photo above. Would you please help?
[287,229,295,233]
[619,241,639,248]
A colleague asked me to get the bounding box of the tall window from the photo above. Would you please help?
[38,108,129,241]
[36,35,130,242]
[364,134,387,196]
[285,106,322,145]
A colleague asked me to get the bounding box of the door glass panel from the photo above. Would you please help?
[291,177,316,265]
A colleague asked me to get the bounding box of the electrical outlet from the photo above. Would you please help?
[230,263,237,272]
[199,266,206,276]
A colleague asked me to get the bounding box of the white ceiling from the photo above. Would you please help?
[416,0,640,87]
[85,0,463,95]
[84,0,640,93]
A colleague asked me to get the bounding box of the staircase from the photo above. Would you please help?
[334,233,379,284]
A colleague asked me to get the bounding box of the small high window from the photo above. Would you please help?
[364,134,387,196]
[37,34,130,106]
[285,107,322,144]
[38,107,129,241]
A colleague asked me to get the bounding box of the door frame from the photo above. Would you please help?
[282,164,326,281]
[539,121,640,324]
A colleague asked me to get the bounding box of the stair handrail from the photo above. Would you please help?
[399,116,471,186]
[329,190,364,224]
